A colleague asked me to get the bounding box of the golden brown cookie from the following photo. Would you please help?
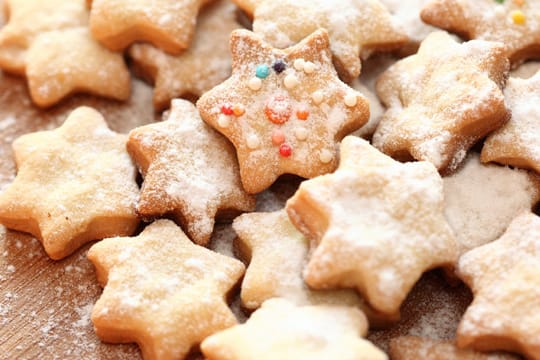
[390,336,519,360]
[372,31,509,174]
[457,212,540,359]
[88,219,245,360]
[129,0,243,112]
[286,136,458,315]
[444,153,540,256]
[201,298,387,360]
[26,27,130,108]
[233,0,407,82]
[127,99,255,246]
[421,0,540,66]
[0,107,139,260]
[89,0,212,54]
[0,0,88,75]
[197,29,369,194]
[233,209,399,327]
[481,70,540,175]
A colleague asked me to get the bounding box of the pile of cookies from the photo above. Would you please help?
[1,0,540,359]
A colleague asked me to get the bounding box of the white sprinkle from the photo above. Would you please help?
[295,127,308,141]
[218,114,231,128]
[293,58,305,71]
[344,93,358,107]
[247,134,260,149]
[284,74,299,89]
[303,61,316,74]
[248,77,262,91]
[319,149,333,163]
[311,91,323,104]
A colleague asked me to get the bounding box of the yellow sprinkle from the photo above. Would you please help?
[511,10,526,25]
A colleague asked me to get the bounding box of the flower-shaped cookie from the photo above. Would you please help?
[197,29,369,193]
[372,31,509,174]
[286,136,458,315]
[0,107,139,259]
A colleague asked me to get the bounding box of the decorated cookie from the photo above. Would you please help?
[444,153,540,256]
[26,27,130,108]
[129,0,243,111]
[127,99,255,246]
[481,70,540,175]
[233,209,399,327]
[201,298,387,360]
[89,0,212,53]
[233,0,407,82]
[390,336,519,360]
[286,136,458,315]
[456,212,540,359]
[372,31,509,174]
[0,0,88,75]
[88,219,245,360]
[197,29,369,194]
[0,107,139,260]
[421,0,540,66]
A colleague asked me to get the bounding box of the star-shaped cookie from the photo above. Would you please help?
[286,136,458,315]
[129,0,242,111]
[88,219,245,360]
[233,0,407,82]
[26,27,131,108]
[456,212,540,358]
[201,298,387,360]
[481,70,540,175]
[0,0,88,75]
[197,29,369,194]
[89,0,212,53]
[372,31,509,174]
[127,99,255,246]
[421,0,540,65]
[0,107,139,260]
[233,209,399,327]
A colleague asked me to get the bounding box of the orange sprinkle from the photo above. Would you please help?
[271,129,285,146]
[233,104,245,117]
[296,107,309,121]
[513,0,524,6]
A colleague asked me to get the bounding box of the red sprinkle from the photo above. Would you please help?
[221,103,234,115]
[279,143,292,157]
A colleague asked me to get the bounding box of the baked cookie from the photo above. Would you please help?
[286,136,458,315]
[26,27,130,108]
[233,0,407,82]
[421,0,540,66]
[89,0,212,53]
[201,298,387,360]
[444,153,540,256]
[390,336,519,360]
[481,70,540,175]
[127,99,255,246]
[197,29,369,194]
[88,219,245,360]
[129,0,243,111]
[233,209,399,327]
[0,107,139,260]
[372,31,509,174]
[457,212,540,359]
[0,0,88,75]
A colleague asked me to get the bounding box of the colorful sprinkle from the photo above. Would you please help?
[221,103,234,115]
[294,58,305,71]
[279,143,292,157]
[271,129,285,145]
[256,64,270,79]
[494,0,504,3]
[513,0,524,5]
[265,95,292,124]
[233,104,245,117]
[284,74,299,89]
[344,93,358,107]
[319,149,333,164]
[247,134,260,149]
[296,106,309,121]
[248,77,262,91]
[273,59,287,73]
[311,91,324,105]
[303,61,316,74]
[511,10,526,24]
[217,114,231,128]
[295,127,308,141]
